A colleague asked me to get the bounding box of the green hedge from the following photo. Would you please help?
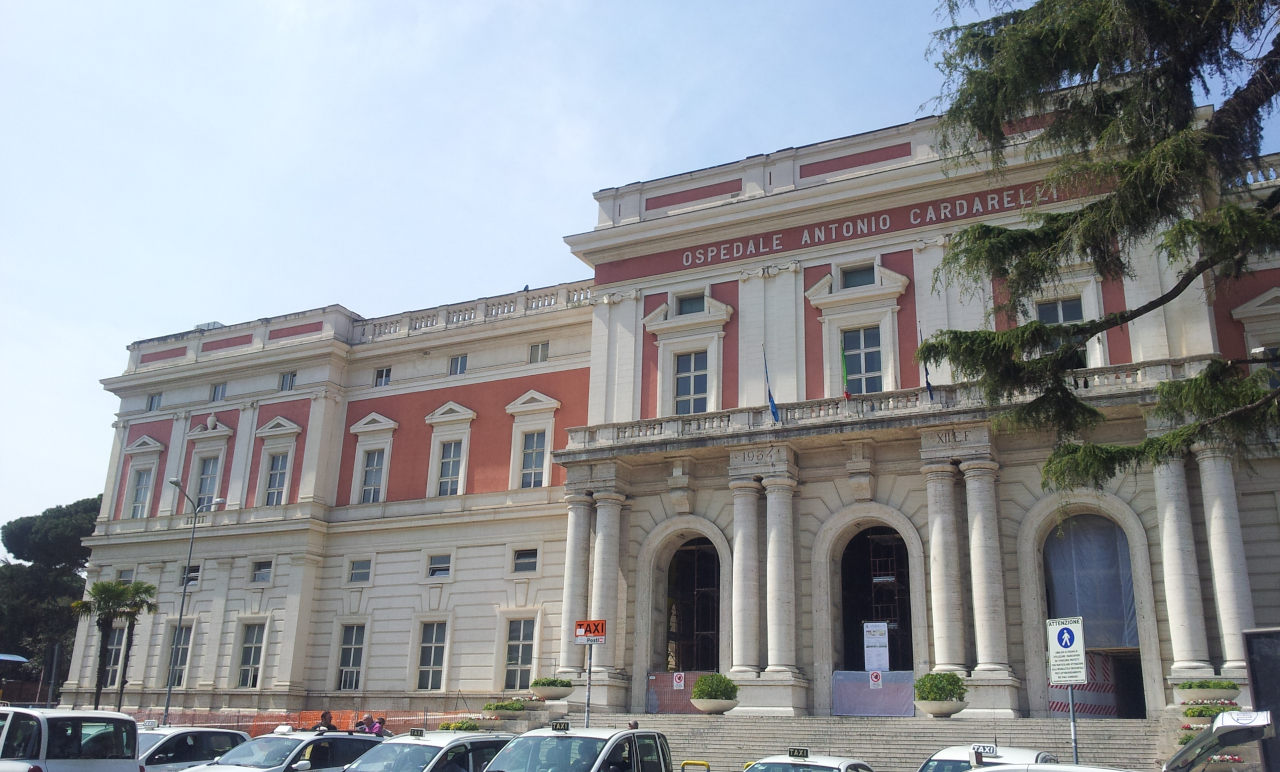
[439,720,480,731]
[482,700,526,711]
[531,677,573,688]
[691,673,739,700]
[914,672,967,701]
[1184,705,1233,718]
[1176,680,1238,690]
[1178,734,1195,746]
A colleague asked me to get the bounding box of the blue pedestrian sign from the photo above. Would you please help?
[1047,617,1086,685]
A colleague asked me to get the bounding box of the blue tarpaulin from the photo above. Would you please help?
[832,670,915,716]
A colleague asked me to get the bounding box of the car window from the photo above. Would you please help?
[0,714,9,741]
[347,742,439,772]
[301,740,337,770]
[139,733,168,754]
[0,713,41,760]
[205,734,244,758]
[217,737,303,769]
[602,739,634,772]
[46,718,135,760]
[634,736,661,772]
[151,733,200,764]
[470,741,509,772]
[918,762,971,772]
[331,739,379,768]
[656,737,671,772]
[486,735,607,772]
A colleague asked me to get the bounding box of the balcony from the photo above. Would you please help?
[561,356,1212,457]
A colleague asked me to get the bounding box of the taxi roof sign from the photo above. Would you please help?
[410,728,426,738]
[551,720,571,732]
[787,748,809,759]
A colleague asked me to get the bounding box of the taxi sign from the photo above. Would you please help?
[787,748,809,759]
[551,720,571,732]
[1047,616,1087,685]
[971,745,997,756]
[141,720,158,729]
[575,619,606,644]
[410,728,426,738]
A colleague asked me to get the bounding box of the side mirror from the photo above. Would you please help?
[295,761,313,771]
[213,758,222,764]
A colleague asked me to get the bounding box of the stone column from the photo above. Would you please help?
[558,493,594,675]
[730,478,763,673]
[589,490,625,672]
[1153,458,1213,675]
[1194,445,1257,672]
[960,458,1011,674]
[274,553,321,696]
[923,462,966,672]
[763,475,798,672]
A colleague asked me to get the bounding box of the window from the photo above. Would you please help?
[195,456,219,509]
[520,431,546,488]
[360,449,384,504]
[675,352,708,414]
[1037,297,1087,369]
[129,467,152,519]
[167,625,192,687]
[504,619,536,689]
[417,622,447,690]
[1264,346,1280,388]
[117,569,134,584]
[513,549,538,573]
[1,713,41,760]
[529,342,549,364]
[348,559,371,583]
[238,624,265,688]
[677,295,705,315]
[104,627,125,688]
[338,624,365,690]
[438,441,462,496]
[265,453,288,506]
[374,367,392,387]
[449,355,467,375]
[181,564,200,587]
[146,394,162,412]
[279,372,296,392]
[251,560,272,583]
[428,554,451,578]
[842,265,876,288]
[210,383,227,402]
[842,326,883,395]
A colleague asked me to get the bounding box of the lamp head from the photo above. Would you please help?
[213,498,226,505]
[168,478,182,487]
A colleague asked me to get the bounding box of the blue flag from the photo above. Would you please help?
[763,346,781,423]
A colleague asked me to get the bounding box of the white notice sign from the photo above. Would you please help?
[864,622,889,672]
[1047,616,1086,685]
[672,672,685,690]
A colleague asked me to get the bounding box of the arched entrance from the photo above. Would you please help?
[841,527,913,671]
[665,537,720,672]
[1043,513,1145,718]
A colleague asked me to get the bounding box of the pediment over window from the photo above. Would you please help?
[123,435,166,455]
[506,390,562,417]
[423,401,477,427]
[186,415,234,441]
[643,296,734,340]
[1232,287,1280,322]
[256,415,303,439]
[349,412,400,435]
[805,265,909,312]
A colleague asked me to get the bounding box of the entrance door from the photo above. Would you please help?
[841,527,912,671]
[665,537,719,672]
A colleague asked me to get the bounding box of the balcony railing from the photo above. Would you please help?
[354,281,593,344]
[564,356,1212,452]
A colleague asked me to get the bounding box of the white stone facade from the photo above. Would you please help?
[68,114,1280,718]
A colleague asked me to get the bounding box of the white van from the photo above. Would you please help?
[0,708,138,772]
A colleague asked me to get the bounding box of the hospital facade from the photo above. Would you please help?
[67,112,1280,718]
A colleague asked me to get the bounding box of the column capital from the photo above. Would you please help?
[1192,442,1231,460]
[729,477,762,492]
[762,475,797,491]
[593,490,627,505]
[565,491,595,506]
[959,458,1000,477]
[921,462,957,480]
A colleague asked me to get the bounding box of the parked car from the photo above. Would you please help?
[344,731,515,772]
[0,707,137,772]
[916,746,1056,772]
[185,728,382,772]
[746,749,874,772]
[137,725,250,772]
[486,723,672,772]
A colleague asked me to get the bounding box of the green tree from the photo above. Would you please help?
[3,495,99,570]
[114,582,158,711]
[71,580,131,710]
[920,0,1280,487]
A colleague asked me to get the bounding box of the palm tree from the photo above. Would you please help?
[71,580,130,709]
[114,582,158,711]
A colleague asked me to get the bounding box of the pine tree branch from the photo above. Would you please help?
[1206,30,1280,163]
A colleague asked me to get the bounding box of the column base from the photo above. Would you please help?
[727,671,811,716]
[570,670,631,713]
[955,675,1022,718]
[1169,664,1216,680]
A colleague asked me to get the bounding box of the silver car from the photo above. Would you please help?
[185,729,382,772]
[345,731,514,772]
[138,726,250,772]
[0,708,137,772]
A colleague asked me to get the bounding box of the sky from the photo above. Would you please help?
[0,1,1275,555]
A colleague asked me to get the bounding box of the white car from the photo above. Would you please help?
[916,746,1056,772]
[486,723,674,772]
[184,729,382,772]
[0,707,137,772]
[344,731,514,772]
[137,726,250,772]
[746,749,875,772]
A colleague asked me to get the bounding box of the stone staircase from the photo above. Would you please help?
[587,715,1166,772]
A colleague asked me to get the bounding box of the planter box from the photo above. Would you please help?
[530,686,575,700]
[914,699,969,718]
[690,698,738,714]
[481,709,525,719]
[1175,688,1240,703]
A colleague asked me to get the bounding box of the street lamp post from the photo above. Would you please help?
[161,479,224,726]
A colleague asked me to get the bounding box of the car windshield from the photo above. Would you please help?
[138,732,167,754]
[46,718,136,760]
[487,736,607,772]
[217,737,304,768]
[918,761,972,772]
[346,743,442,772]
[748,765,839,772]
